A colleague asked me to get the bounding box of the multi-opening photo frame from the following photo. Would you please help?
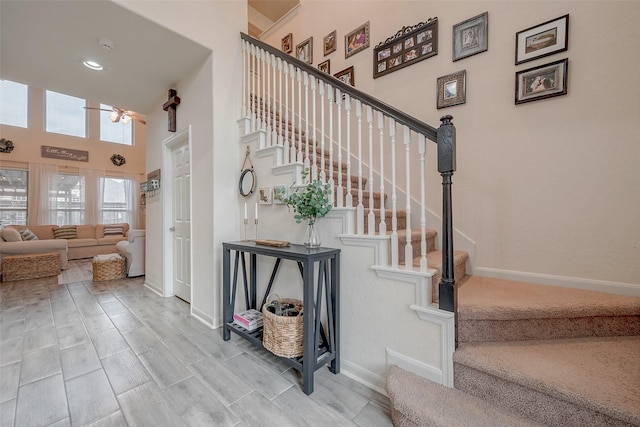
[516,14,569,65]
[515,58,568,104]
[373,18,438,79]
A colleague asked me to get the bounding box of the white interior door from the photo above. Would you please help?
[171,142,191,302]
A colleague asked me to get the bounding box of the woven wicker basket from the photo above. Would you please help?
[262,297,304,358]
[92,254,125,281]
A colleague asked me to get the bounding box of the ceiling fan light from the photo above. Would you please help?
[83,60,103,71]
[122,114,132,124]
[109,111,120,122]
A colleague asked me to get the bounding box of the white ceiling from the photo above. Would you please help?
[0,1,296,116]
[0,1,212,115]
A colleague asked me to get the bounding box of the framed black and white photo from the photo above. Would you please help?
[324,30,337,56]
[453,12,488,61]
[515,58,568,104]
[516,14,569,65]
[437,70,466,109]
[296,37,313,64]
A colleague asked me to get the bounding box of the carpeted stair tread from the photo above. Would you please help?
[412,250,468,304]
[386,365,542,427]
[458,275,640,321]
[454,336,640,426]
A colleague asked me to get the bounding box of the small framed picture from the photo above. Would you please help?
[259,187,272,205]
[516,14,569,65]
[453,12,488,61]
[318,59,330,74]
[345,21,370,58]
[515,58,568,104]
[281,33,292,54]
[273,186,288,204]
[437,70,466,109]
[296,37,313,64]
[324,30,337,56]
[334,66,355,87]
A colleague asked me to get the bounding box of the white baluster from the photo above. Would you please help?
[287,64,295,164]
[419,134,428,272]
[378,111,387,235]
[345,94,353,208]
[241,40,246,118]
[271,53,278,146]
[265,52,272,145]
[356,100,364,234]
[297,68,302,164]
[260,49,266,132]
[250,44,257,132]
[311,77,317,180]
[304,72,310,171]
[390,119,398,268]
[278,58,283,146]
[336,89,343,208]
[367,106,375,235]
[319,81,326,183]
[403,126,413,270]
[328,86,335,206]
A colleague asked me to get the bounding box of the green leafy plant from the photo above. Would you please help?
[284,169,332,225]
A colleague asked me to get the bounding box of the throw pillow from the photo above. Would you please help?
[19,228,39,241]
[1,227,22,242]
[103,226,124,236]
[52,225,77,239]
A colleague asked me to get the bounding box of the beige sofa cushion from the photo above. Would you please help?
[52,225,77,239]
[1,227,22,242]
[67,238,98,248]
[95,223,129,238]
[76,225,96,239]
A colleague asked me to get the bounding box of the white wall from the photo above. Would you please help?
[261,0,640,286]
[116,1,246,325]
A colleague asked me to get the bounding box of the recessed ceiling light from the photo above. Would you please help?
[83,60,103,71]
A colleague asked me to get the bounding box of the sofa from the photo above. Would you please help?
[0,224,130,270]
[116,229,146,277]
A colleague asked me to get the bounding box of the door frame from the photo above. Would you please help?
[162,126,193,301]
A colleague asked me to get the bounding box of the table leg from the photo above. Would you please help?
[302,258,314,395]
[223,247,231,341]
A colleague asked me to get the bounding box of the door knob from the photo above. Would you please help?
[169,226,175,232]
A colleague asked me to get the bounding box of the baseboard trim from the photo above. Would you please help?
[473,267,640,296]
[386,348,444,386]
[191,307,215,328]
[143,281,163,297]
[340,359,388,397]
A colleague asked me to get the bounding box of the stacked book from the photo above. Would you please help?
[233,309,263,331]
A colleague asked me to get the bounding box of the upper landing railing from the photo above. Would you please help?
[240,32,457,313]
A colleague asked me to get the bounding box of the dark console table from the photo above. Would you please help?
[222,241,340,395]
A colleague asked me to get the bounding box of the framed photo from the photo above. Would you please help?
[345,21,370,58]
[282,33,293,54]
[259,187,272,205]
[334,66,355,87]
[515,58,568,104]
[324,30,337,56]
[373,18,438,79]
[296,37,313,64]
[437,70,466,109]
[318,59,330,74]
[453,12,488,61]
[515,14,569,65]
[273,186,288,204]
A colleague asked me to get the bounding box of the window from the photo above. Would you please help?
[53,174,85,225]
[100,177,133,224]
[46,90,86,138]
[0,80,28,128]
[0,169,28,226]
[100,104,133,145]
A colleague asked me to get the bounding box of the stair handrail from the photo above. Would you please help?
[241,32,457,316]
[241,33,437,142]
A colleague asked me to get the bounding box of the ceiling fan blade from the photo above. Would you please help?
[84,107,113,112]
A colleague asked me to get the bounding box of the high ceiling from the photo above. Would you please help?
[248,0,299,38]
[0,1,296,116]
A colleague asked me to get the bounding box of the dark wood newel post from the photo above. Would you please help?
[437,115,457,322]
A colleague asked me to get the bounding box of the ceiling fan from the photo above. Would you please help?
[84,106,146,125]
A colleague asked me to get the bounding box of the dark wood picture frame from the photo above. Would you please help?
[296,37,313,64]
[515,58,568,104]
[334,66,355,87]
[453,12,488,61]
[437,70,466,109]
[345,22,370,58]
[282,33,293,54]
[318,59,330,74]
[324,30,337,56]
[373,18,438,79]
[515,14,569,65]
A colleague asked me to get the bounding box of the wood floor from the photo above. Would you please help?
[0,261,392,427]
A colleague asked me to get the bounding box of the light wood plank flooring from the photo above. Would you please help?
[0,261,392,427]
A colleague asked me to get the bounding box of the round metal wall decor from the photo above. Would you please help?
[0,138,14,153]
[111,154,126,166]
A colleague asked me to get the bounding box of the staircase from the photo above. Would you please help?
[238,33,640,426]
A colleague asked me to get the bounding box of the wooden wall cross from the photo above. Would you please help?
[162,89,181,132]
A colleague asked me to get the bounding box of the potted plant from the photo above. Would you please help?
[284,168,332,248]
